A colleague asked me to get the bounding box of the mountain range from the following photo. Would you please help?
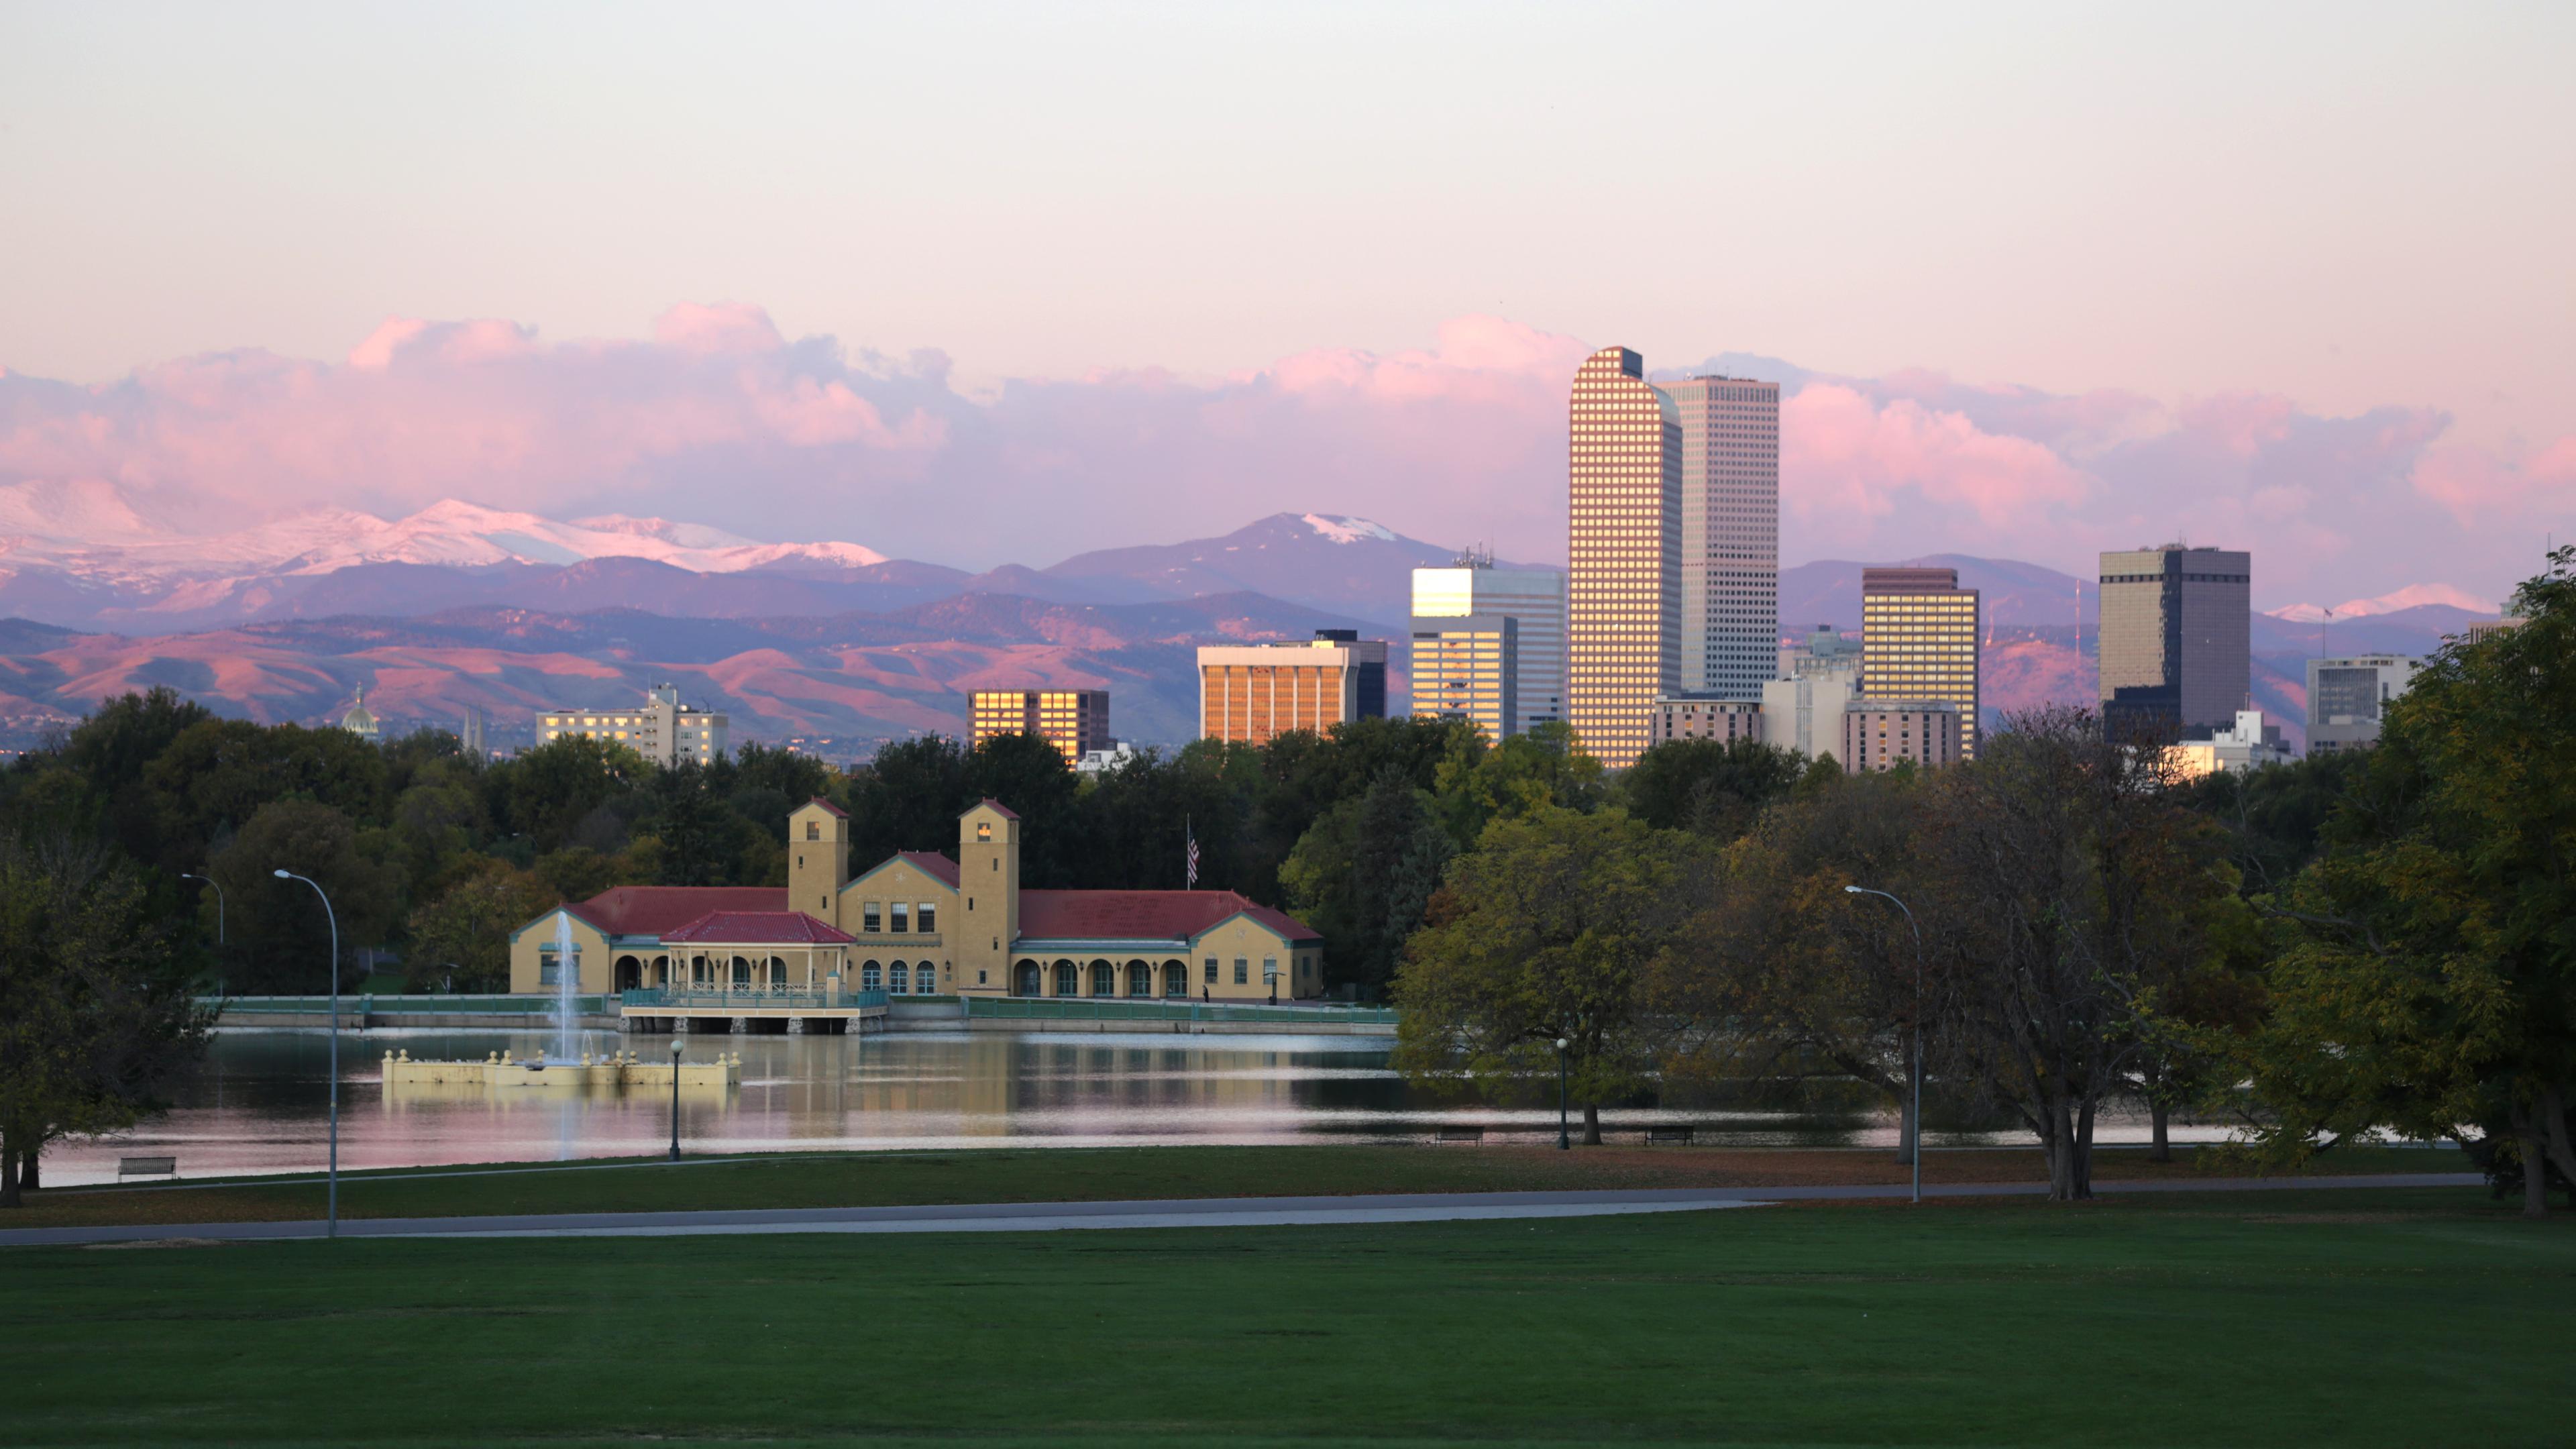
[0,483,2504,755]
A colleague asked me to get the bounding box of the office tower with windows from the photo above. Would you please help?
[1196,631,1389,745]
[2098,545,2251,739]
[539,682,729,766]
[968,688,1112,763]
[1409,613,1517,741]
[1841,701,1964,772]
[1860,567,1982,758]
[1566,345,1680,769]
[2304,655,2421,754]
[1659,374,1780,698]
[1411,557,1564,735]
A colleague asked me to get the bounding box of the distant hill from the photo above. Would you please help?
[0,590,1401,753]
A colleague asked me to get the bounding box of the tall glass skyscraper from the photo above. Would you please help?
[1658,374,1780,698]
[1860,566,1982,759]
[1566,346,1680,769]
[2098,545,2251,740]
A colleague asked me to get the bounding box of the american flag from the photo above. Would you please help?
[1185,819,1200,889]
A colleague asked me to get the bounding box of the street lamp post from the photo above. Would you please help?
[1555,1036,1570,1150]
[668,1035,686,1161]
[272,869,341,1238]
[1845,885,1925,1205]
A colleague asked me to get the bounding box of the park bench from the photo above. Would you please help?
[1435,1126,1485,1142]
[1644,1126,1695,1145]
[117,1156,178,1180]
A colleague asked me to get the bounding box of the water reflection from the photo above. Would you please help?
[35,1026,2239,1185]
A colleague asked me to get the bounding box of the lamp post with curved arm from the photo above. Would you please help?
[1845,884,1925,1205]
[669,1035,686,1161]
[272,869,341,1238]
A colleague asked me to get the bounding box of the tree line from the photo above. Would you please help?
[1394,547,2576,1211]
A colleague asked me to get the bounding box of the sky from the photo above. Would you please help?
[1,2,2569,608]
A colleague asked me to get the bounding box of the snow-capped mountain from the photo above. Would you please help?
[2267,584,2500,623]
[0,485,887,584]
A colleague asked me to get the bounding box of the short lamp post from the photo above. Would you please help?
[668,1036,686,1161]
[1555,1036,1571,1150]
[1845,884,1925,1205]
[272,869,341,1238]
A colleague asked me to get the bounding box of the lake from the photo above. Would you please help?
[35,1026,2244,1185]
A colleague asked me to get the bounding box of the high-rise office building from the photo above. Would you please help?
[1659,374,1780,699]
[1842,701,1964,773]
[1408,614,1517,741]
[1860,568,1982,758]
[1411,557,1565,735]
[1197,631,1388,745]
[2098,545,2251,739]
[1566,345,1680,769]
[968,688,1112,763]
[540,683,729,766]
[2304,655,2420,755]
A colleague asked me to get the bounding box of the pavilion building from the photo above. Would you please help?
[511,798,1324,1014]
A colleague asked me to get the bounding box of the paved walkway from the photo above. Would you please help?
[0,1172,2480,1248]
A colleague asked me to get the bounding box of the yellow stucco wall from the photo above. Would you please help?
[1191,916,1324,1001]
[839,857,962,994]
[507,910,616,994]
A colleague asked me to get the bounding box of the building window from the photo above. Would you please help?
[977,822,992,842]
[889,961,910,993]
[863,902,881,933]
[891,902,910,932]
[861,961,882,991]
[1204,958,1218,983]
[806,821,820,841]
[1234,958,1248,985]
[917,901,936,933]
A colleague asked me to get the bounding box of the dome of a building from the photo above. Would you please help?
[339,687,380,741]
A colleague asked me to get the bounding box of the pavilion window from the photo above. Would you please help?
[889,961,909,994]
[891,902,910,933]
[917,901,936,933]
[1234,958,1248,985]
[863,902,882,933]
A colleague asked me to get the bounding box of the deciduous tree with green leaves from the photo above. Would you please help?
[2235,547,2576,1215]
[1392,807,1698,1144]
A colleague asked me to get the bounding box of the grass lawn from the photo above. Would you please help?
[6,1185,2566,1447]
[2,1141,2459,1232]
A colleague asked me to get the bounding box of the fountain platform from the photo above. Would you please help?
[380,1048,739,1090]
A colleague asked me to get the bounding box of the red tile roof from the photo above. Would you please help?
[895,851,961,886]
[664,910,855,945]
[1017,890,1319,944]
[969,798,1020,820]
[801,796,849,818]
[567,885,788,938]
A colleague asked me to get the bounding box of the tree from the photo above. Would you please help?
[1430,720,1605,845]
[641,761,735,888]
[964,733,1083,884]
[139,718,389,875]
[1281,769,1454,994]
[486,734,647,854]
[1655,767,1930,1155]
[2235,547,2576,1215]
[847,735,972,861]
[1393,807,1697,1143]
[203,801,402,993]
[0,834,211,1205]
[405,858,549,992]
[1619,737,1806,840]
[1911,706,2232,1199]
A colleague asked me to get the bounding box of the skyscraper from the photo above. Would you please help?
[2097,545,2251,739]
[1411,557,1566,735]
[968,688,1112,763]
[1566,345,1680,769]
[1408,613,1517,741]
[1860,567,1982,759]
[1659,374,1780,698]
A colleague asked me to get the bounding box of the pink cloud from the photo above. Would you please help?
[0,309,2554,604]
[2412,435,2576,524]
